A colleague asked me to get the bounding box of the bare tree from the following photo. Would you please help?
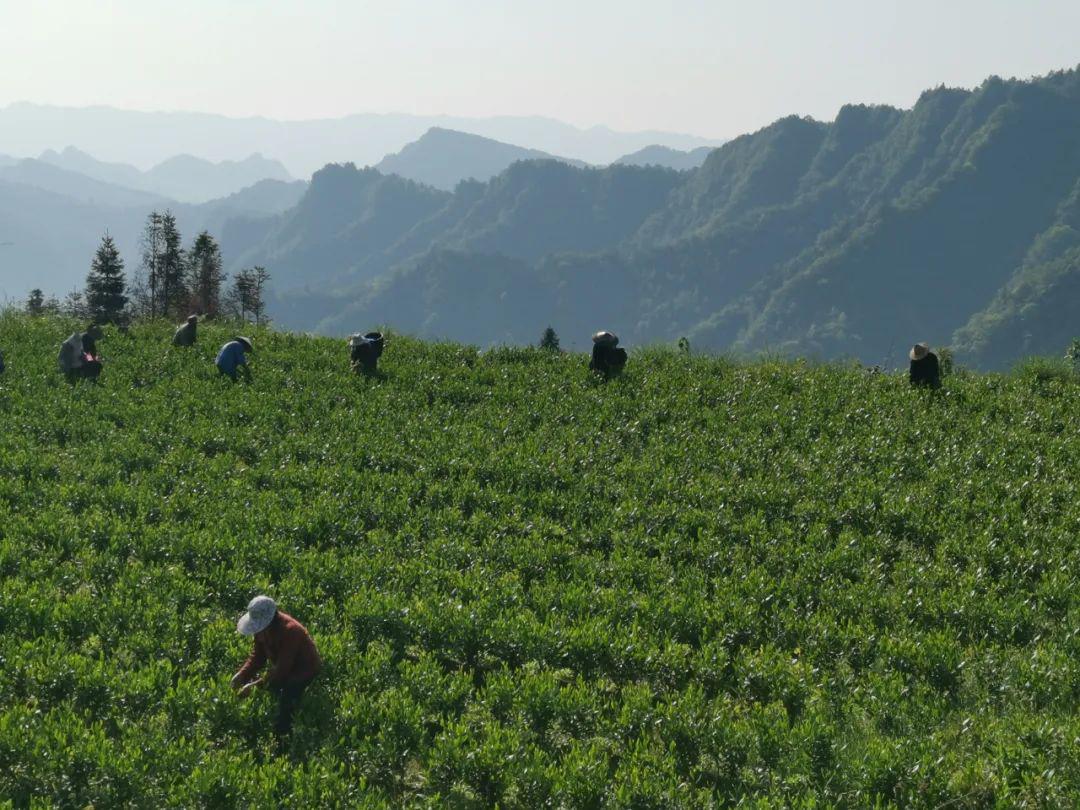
[224,266,271,324]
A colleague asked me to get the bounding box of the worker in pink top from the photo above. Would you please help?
[232,595,322,738]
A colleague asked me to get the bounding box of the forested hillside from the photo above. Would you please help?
[245,69,1080,368]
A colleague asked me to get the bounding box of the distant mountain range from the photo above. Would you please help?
[0,159,168,208]
[241,68,1080,370]
[0,174,307,300]
[614,145,714,171]
[4,69,1080,369]
[36,147,293,203]
[376,128,587,190]
[0,103,724,176]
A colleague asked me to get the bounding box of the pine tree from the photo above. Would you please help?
[85,234,128,324]
[63,289,88,319]
[187,231,225,317]
[138,210,185,318]
[139,212,164,317]
[540,326,560,351]
[26,288,45,316]
[160,211,186,318]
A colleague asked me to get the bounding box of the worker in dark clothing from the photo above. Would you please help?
[590,330,628,376]
[232,595,322,739]
[0,348,5,375]
[909,343,941,388]
[349,331,384,375]
[173,315,198,347]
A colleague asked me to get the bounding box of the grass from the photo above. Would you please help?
[0,312,1078,807]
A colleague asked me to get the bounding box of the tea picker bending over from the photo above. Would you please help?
[58,324,105,381]
[216,336,253,380]
[349,331,384,375]
[909,342,940,388]
[232,595,322,739]
[173,314,198,347]
[590,330,627,376]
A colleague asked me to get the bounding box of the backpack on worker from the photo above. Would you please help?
[58,332,83,374]
[349,331,384,374]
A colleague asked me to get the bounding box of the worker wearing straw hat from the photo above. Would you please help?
[232,595,322,739]
[908,342,941,388]
[216,335,253,381]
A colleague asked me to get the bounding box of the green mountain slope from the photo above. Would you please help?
[1,314,1079,805]
[249,69,1080,367]
[954,177,1080,367]
[256,160,683,329]
[233,164,452,291]
[740,72,1080,361]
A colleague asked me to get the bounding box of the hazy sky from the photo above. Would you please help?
[1,0,1077,138]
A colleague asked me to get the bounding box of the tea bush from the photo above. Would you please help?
[0,312,1078,807]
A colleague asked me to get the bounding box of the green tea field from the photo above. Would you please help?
[1,313,1078,808]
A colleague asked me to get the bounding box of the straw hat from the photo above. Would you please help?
[234,336,253,352]
[237,595,277,635]
[187,314,199,323]
[909,342,930,361]
[592,331,619,347]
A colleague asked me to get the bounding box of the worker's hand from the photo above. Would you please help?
[237,678,263,698]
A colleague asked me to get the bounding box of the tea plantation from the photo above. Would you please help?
[1,313,1078,808]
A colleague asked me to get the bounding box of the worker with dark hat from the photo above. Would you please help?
[589,330,627,376]
[173,314,199,347]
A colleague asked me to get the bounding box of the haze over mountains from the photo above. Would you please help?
[37,147,294,203]
[0,124,707,300]
[0,173,307,298]
[2,68,1079,369]
[614,145,714,171]
[376,128,587,190]
[0,103,723,176]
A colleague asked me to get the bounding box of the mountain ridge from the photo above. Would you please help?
[375,127,587,190]
[0,102,725,175]
[37,146,293,203]
[245,68,1080,369]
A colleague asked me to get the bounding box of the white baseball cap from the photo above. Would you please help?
[237,595,277,635]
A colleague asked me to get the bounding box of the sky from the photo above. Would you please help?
[0,0,1078,139]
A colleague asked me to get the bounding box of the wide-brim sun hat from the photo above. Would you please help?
[237,595,277,635]
[234,336,253,352]
[909,342,930,361]
[187,314,198,322]
[593,330,619,347]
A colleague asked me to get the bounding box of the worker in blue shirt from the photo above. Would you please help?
[216,336,253,381]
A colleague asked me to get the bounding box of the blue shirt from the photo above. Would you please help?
[216,341,248,376]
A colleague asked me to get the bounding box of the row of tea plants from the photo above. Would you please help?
[0,313,1077,807]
